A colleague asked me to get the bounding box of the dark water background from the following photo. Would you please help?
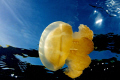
[0,0,120,80]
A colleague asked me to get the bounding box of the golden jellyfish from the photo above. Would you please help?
[39,21,94,78]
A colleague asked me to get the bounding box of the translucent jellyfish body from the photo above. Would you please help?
[39,21,94,78]
[39,21,73,71]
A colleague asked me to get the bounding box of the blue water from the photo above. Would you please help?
[0,0,120,79]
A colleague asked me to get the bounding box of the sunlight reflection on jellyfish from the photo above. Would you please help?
[39,21,94,78]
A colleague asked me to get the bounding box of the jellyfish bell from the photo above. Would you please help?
[39,21,73,71]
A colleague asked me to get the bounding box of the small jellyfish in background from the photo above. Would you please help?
[39,21,94,78]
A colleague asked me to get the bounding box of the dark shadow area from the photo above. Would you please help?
[93,33,120,53]
[0,33,120,80]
